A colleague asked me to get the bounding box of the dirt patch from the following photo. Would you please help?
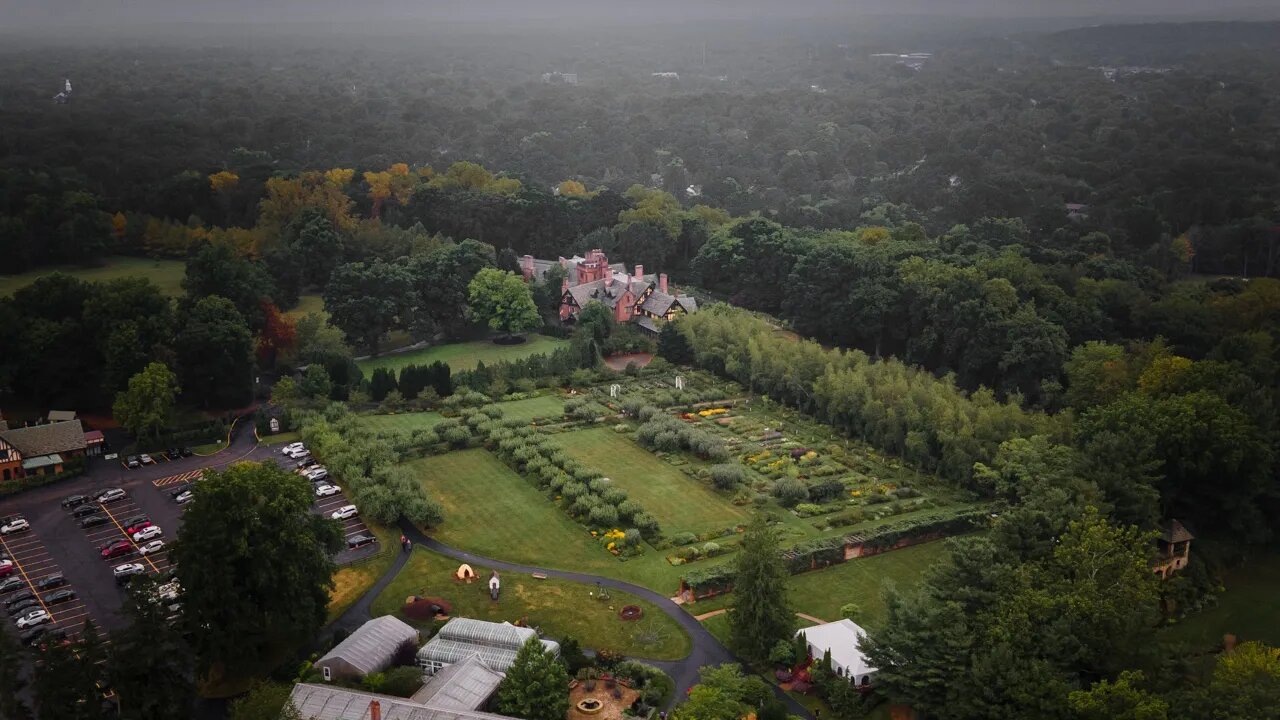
[603,352,654,371]
[568,680,639,720]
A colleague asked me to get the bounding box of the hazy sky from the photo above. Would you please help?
[3,0,1278,27]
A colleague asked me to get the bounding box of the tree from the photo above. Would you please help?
[109,577,194,719]
[31,621,106,720]
[657,321,693,364]
[299,364,333,400]
[467,268,541,339]
[407,239,495,338]
[171,462,341,681]
[729,514,793,666]
[0,622,32,720]
[113,362,180,443]
[324,260,413,352]
[181,242,275,329]
[495,636,569,720]
[1193,641,1280,720]
[840,603,861,621]
[368,367,398,402]
[1069,671,1168,720]
[175,296,255,409]
[230,682,302,720]
[255,301,296,368]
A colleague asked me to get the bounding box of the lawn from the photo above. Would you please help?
[259,430,301,446]
[494,394,567,423]
[357,336,570,375]
[404,449,706,592]
[1163,552,1280,651]
[286,293,326,319]
[327,522,399,623]
[358,412,447,434]
[0,256,187,297]
[371,547,692,661]
[556,427,752,536]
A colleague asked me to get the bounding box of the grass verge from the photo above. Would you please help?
[357,336,570,375]
[327,522,399,623]
[0,256,187,297]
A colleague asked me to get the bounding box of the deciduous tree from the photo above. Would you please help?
[467,268,541,339]
[113,362,180,443]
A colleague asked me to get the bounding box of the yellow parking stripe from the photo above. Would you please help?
[0,532,57,623]
[96,502,160,574]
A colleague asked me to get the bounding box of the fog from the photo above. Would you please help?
[5,0,1279,29]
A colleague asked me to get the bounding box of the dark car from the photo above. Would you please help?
[101,540,133,559]
[168,483,192,498]
[19,626,48,646]
[297,457,319,469]
[180,447,193,457]
[346,534,376,549]
[30,627,68,648]
[4,590,34,607]
[60,494,90,509]
[125,455,141,469]
[7,598,39,616]
[35,574,65,591]
[0,577,24,594]
[72,504,101,519]
[80,515,111,529]
[43,589,75,605]
[168,447,182,459]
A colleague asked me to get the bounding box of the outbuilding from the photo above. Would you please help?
[797,619,878,687]
[315,616,419,682]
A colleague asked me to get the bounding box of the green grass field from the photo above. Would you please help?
[286,293,326,319]
[0,256,187,297]
[358,412,447,433]
[556,427,752,536]
[371,547,691,660]
[358,336,570,375]
[494,394,567,423]
[1163,553,1280,651]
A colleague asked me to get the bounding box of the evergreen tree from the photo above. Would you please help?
[110,577,195,719]
[428,360,453,397]
[657,321,693,364]
[0,624,32,720]
[729,514,793,666]
[32,621,106,720]
[496,636,569,720]
[369,367,397,402]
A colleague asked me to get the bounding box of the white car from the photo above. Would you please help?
[139,454,154,465]
[281,442,305,455]
[0,519,29,535]
[330,505,358,520]
[284,446,310,459]
[314,484,341,498]
[305,469,329,483]
[132,526,163,542]
[113,563,146,578]
[137,540,165,555]
[96,488,126,503]
[15,609,49,629]
[175,491,194,504]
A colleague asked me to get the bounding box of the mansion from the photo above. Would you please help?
[520,249,697,333]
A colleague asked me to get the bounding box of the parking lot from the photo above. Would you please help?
[0,518,98,642]
[313,487,380,563]
[78,492,175,578]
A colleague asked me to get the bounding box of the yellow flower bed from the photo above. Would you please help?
[698,408,729,417]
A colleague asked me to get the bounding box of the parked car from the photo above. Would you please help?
[19,625,48,646]
[305,469,329,483]
[346,534,376,549]
[15,609,50,629]
[138,540,165,555]
[25,626,67,647]
[180,446,193,457]
[8,598,39,616]
[0,519,30,535]
[0,561,15,578]
[285,448,310,460]
[168,483,192,498]
[167,447,183,459]
[35,574,65,591]
[60,495,90,509]
[296,457,319,469]
[330,505,358,520]
[43,589,76,605]
[314,484,341,498]
[132,526,163,542]
[175,491,194,505]
[124,519,152,535]
[113,563,146,581]
[95,488,126,503]
[80,515,110,529]
[125,455,141,468]
[72,504,101,519]
[0,577,24,594]
[281,442,305,455]
[139,453,155,465]
[4,590,34,608]
[101,540,134,559]
[156,581,180,602]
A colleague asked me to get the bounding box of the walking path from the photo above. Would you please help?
[350,520,814,718]
[693,608,830,625]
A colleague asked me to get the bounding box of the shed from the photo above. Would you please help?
[315,616,419,682]
[797,619,877,686]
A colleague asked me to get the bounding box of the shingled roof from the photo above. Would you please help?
[1160,519,1194,544]
[0,420,87,458]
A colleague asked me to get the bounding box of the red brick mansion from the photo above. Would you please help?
[520,249,697,333]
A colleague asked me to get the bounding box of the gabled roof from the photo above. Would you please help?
[797,619,877,679]
[316,616,419,676]
[676,295,698,313]
[0,420,87,458]
[0,437,19,465]
[288,682,516,720]
[47,410,77,422]
[1160,519,1194,544]
[410,654,504,709]
[566,274,653,310]
[639,290,677,316]
[418,619,559,673]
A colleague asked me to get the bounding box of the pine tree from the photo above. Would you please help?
[0,625,32,720]
[428,360,453,397]
[32,621,106,720]
[729,514,794,666]
[369,368,397,401]
[110,577,195,719]
[657,322,693,364]
[496,636,569,720]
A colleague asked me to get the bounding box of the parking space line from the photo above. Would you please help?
[96,501,160,574]
[0,531,57,623]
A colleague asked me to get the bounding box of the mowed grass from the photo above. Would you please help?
[404,449,701,592]
[1163,552,1280,651]
[495,394,566,423]
[0,256,186,297]
[358,412,447,433]
[556,427,751,536]
[326,522,400,623]
[286,293,327,319]
[358,336,570,374]
[371,547,692,661]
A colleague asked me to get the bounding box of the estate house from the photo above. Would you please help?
[519,249,697,333]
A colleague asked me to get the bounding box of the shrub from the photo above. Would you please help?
[709,463,746,490]
[590,504,620,527]
[561,481,588,499]
[443,425,472,447]
[624,528,643,547]
[617,499,643,520]
[808,479,846,504]
[601,487,628,505]
[772,477,809,507]
[671,531,698,547]
[702,542,721,556]
[572,494,602,518]
[587,476,611,492]
[795,503,824,517]
[633,512,661,537]
[380,666,426,697]
[637,405,662,422]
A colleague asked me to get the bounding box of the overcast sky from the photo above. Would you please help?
[3,0,1278,27]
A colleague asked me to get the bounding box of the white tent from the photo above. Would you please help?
[797,619,877,686]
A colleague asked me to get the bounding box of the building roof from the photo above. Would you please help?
[288,683,515,720]
[635,316,660,334]
[1160,519,1194,544]
[797,619,877,679]
[47,410,77,422]
[21,454,63,471]
[316,616,419,676]
[418,619,559,673]
[84,430,105,444]
[0,437,19,465]
[0,420,87,458]
[565,273,653,310]
[676,295,698,313]
[410,654,504,709]
[639,290,677,316]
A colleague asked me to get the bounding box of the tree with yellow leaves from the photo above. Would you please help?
[323,168,355,187]
[208,170,240,194]
[557,180,589,197]
[258,175,355,233]
[363,171,393,219]
[111,212,128,241]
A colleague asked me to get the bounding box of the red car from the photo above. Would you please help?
[124,520,152,535]
[100,540,133,559]
[0,560,14,578]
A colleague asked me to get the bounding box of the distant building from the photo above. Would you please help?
[0,419,89,481]
[417,618,559,675]
[1065,203,1090,222]
[1153,519,1194,580]
[519,249,698,333]
[315,616,419,682]
[797,619,878,687]
[288,654,512,720]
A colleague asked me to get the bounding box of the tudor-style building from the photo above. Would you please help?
[519,248,697,333]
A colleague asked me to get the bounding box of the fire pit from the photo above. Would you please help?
[619,605,643,621]
[576,698,604,715]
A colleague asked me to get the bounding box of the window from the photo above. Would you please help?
[322,666,331,682]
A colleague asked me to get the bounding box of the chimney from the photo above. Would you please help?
[369,700,381,720]
[558,256,567,268]
[561,277,569,293]
[633,264,644,282]
[659,273,668,294]
[604,268,613,287]
[521,254,535,281]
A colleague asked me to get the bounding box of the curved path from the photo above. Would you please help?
[395,520,814,718]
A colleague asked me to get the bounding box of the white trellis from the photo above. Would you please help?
[674,376,685,390]
[609,384,621,398]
